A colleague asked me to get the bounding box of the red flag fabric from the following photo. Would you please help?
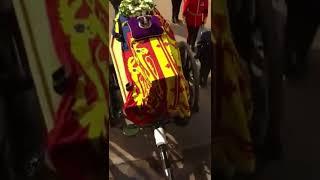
[45,0,110,179]
[110,10,191,126]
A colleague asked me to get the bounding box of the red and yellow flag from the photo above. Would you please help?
[110,11,191,126]
[46,0,109,179]
[212,0,255,174]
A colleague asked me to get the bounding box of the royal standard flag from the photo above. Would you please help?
[46,0,109,179]
[110,10,191,126]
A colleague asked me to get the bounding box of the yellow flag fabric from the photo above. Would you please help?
[212,0,255,174]
[46,0,110,179]
[110,11,191,126]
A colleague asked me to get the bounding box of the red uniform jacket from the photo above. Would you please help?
[183,0,208,27]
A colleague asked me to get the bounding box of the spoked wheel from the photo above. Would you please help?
[154,126,174,180]
[174,42,200,126]
[183,47,200,113]
[109,63,123,127]
[159,144,174,180]
[109,63,140,136]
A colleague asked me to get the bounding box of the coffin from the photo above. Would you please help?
[110,10,191,126]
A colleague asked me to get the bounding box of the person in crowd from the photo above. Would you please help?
[226,0,286,170]
[195,30,213,87]
[285,0,320,78]
[212,0,256,178]
[110,0,122,14]
[171,0,183,24]
[182,0,208,51]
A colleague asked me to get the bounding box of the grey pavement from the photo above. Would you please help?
[109,0,212,179]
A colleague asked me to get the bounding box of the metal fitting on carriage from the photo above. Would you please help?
[52,66,69,95]
[125,82,134,91]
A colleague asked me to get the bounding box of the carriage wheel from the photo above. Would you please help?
[109,63,140,135]
[159,144,174,180]
[184,50,200,113]
[174,44,200,126]
[109,63,125,127]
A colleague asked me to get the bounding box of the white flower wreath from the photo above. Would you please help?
[119,0,156,17]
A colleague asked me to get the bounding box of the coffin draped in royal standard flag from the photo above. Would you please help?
[45,0,109,179]
[111,10,191,126]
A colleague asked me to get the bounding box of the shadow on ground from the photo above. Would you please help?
[109,82,211,179]
[109,138,211,180]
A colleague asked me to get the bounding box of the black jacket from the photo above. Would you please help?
[195,30,213,67]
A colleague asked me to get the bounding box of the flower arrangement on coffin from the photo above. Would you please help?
[119,0,156,17]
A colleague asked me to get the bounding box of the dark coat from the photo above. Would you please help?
[195,30,213,68]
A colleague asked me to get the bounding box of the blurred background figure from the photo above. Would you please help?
[171,0,183,24]
[182,0,208,51]
[110,0,122,14]
[195,30,213,87]
[212,0,255,177]
[285,0,320,78]
[0,0,47,179]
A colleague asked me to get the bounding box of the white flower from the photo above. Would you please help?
[119,0,155,17]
